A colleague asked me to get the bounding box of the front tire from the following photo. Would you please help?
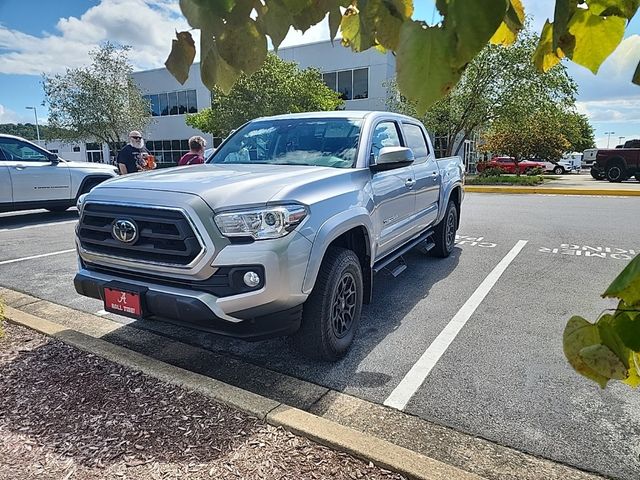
[606,164,625,182]
[294,247,363,361]
[553,166,564,175]
[431,200,458,258]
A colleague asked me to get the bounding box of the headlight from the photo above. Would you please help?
[76,193,88,214]
[214,204,307,240]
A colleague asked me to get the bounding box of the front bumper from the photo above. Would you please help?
[74,268,302,340]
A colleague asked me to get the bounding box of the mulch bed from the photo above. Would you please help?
[0,321,404,480]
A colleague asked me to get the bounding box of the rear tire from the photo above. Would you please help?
[431,200,458,258]
[553,166,564,175]
[606,163,625,183]
[294,247,363,361]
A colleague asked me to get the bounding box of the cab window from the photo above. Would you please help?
[370,121,401,163]
[0,138,50,162]
[402,123,430,162]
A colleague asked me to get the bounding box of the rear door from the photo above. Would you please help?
[402,122,439,230]
[0,137,71,203]
[369,120,416,258]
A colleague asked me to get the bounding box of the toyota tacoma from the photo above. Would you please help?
[74,111,464,360]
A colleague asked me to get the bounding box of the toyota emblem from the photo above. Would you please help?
[112,219,139,244]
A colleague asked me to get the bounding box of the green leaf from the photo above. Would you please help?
[341,4,376,52]
[533,21,563,72]
[579,344,628,381]
[588,0,640,17]
[597,313,630,367]
[259,1,293,50]
[164,31,196,85]
[633,59,640,85]
[200,30,240,93]
[375,3,404,50]
[329,6,342,42]
[504,0,525,31]
[563,316,609,388]
[218,19,268,75]
[565,9,626,74]
[180,0,235,27]
[397,21,462,114]
[623,352,640,387]
[447,0,508,67]
[613,311,640,351]
[551,0,577,52]
[603,255,640,305]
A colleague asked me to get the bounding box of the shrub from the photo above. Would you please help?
[467,175,544,186]
[527,166,545,176]
[478,166,506,177]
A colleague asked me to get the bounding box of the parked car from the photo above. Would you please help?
[477,156,546,174]
[0,134,119,213]
[538,153,582,175]
[583,148,598,169]
[73,111,465,360]
[589,139,640,182]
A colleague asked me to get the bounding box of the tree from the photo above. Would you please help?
[165,1,640,116]
[0,123,74,142]
[386,29,578,157]
[43,43,151,154]
[186,54,343,137]
[559,112,596,153]
[482,110,571,173]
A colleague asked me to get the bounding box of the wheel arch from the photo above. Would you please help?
[76,174,112,199]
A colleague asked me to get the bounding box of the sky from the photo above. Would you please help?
[1,1,640,148]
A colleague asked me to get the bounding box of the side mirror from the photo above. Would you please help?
[371,146,414,171]
[49,153,59,164]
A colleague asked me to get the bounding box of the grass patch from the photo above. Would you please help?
[466,175,544,186]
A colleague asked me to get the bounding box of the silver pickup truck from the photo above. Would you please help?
[74,111,464,360]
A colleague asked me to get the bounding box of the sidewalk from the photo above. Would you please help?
[0,322,404,480]
[466,173,640,196]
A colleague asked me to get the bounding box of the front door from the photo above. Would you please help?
[0,138,71,203]
[402,122,439,230]
[369,121,416,259]
[0,152,12,205]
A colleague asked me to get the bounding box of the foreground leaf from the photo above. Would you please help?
[579,344,628,381]
[533,21,563,72]
[397,21,462,114]
[165,31,196,85]
[218,20,268,75]
[563,316,609,388]
[566,9,626,74]
[603,255,640,305]
[612,310,640,351]
[200,30,240,93]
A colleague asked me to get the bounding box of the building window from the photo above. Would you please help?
[72,146,80,152]
[187,90,198,113]
[143,89,198,117]
[322,68,368,100]
[146,139,190,167]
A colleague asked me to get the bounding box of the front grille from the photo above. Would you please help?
[78,203,203,265]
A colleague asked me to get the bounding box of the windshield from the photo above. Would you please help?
[208,118,362,168]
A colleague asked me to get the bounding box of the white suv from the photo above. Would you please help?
[0,134,118,213]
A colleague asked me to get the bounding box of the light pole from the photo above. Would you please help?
[605,131,615,148]
[25,106,40,144]
[618,136,625,146]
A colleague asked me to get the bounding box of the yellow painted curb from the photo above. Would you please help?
[464,186,640,196]
[4,305,485,480]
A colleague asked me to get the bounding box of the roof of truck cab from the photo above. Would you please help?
[252,111,418,122]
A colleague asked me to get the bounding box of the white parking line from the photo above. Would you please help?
[384,239,528,411]
[0,220,77,232]
[95,309,109,316]
[0,249,76,266]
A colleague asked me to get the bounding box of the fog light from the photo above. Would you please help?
[243,271,261,288]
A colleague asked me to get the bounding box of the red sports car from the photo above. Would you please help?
[477,156,546,174]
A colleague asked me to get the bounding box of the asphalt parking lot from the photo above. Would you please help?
[1,193,640,479]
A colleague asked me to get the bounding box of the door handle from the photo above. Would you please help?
[405,178,416,188]
[431,171,439,181]
[15,164,25,170]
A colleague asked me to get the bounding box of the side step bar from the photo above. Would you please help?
[372,229,434,275]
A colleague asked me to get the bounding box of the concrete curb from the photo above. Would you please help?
[464,186,640,196]
[3,305,485,480]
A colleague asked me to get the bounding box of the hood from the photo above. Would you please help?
[98,163,351,209]
[65,160,117,171]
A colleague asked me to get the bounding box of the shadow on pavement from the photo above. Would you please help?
[0,209,78,229]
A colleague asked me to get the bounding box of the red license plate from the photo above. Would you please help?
[104,287,143,319]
